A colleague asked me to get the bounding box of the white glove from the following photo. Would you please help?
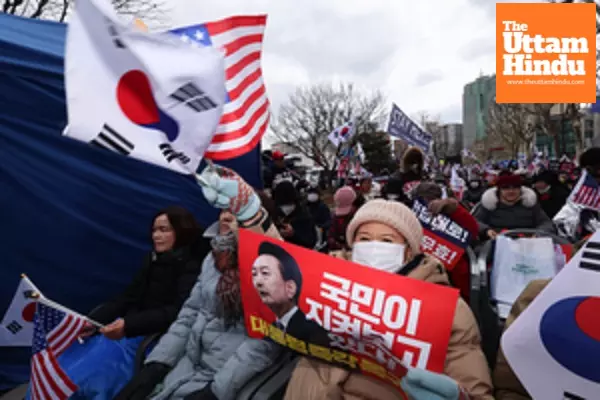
[553,200,582,240]
[196,163,261,222]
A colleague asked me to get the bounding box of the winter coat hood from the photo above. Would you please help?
[481,187,538,211]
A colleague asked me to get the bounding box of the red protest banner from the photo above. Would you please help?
[412,200,470,271]
[421,231,465,270]
[238,229,459,392]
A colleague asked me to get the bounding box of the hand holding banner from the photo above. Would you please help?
[238,229,459,392]
[412,199,471,271]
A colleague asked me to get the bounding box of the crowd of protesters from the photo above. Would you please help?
[19,145,599,400]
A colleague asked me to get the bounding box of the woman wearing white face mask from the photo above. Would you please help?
[284,199,493,400]
[305,187,332,236]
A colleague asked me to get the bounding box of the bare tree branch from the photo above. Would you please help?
[58,0,68,22]
[30,0,49,18]
[4,0,168,25]
[485,99,545,158]
[414,111,446,158]
[270,82,386,184]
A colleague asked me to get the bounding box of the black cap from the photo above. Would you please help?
[273,181,298,205]
[580,148,600,169]
[532,170,557,185]
[258,241,302,300]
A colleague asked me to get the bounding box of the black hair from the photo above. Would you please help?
[258,241,302,302]
[152,206,201,249]
[580,148,600,169]
[273,181,299,205]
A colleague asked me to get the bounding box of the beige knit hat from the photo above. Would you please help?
[346,199,423,254]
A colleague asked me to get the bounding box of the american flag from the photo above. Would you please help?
[30,303,86,400]
[171,16,268,161]
[569,170,600,211]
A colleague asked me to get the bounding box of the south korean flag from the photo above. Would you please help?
[0,277,39,346]
[502,232,600,399]
[328,121,355,148]
[64,0,226,174]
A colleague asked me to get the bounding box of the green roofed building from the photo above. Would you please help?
[462,74,496,149]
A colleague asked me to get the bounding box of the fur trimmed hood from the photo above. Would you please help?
[481,186,538,211]
[401,147,424,174]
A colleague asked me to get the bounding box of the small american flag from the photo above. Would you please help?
[171,16,268,161]
[569,170,600,211]
[30,303,86,400]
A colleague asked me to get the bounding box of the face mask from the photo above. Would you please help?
[307,193,319,202]
[537,185,551,194]
[470,182,480,189]
[280,204,296,215]
[386,194,399,201]
[351,241,406,273]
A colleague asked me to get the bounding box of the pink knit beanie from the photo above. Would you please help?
[346,199,423,254]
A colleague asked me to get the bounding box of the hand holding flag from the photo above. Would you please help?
[196,163,261,221]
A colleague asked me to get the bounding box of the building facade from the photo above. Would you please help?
[462,74,496,148]
[432,123,463,159]
[534,104,595,157]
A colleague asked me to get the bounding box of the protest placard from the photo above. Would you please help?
[412,199,471,271]
[238,229,459,392]
[502,231,600,399]
[387,103,432,152]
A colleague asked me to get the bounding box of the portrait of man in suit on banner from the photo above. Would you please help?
[251,241,330,346]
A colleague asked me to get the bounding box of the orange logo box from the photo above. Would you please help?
[496,3,596,103]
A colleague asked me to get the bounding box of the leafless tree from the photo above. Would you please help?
[270,82,386,185]
[414,111,446,158]
[2,0,167,24]
[485,99,545,158]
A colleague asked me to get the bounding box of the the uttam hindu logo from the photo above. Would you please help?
[495,3,596,104]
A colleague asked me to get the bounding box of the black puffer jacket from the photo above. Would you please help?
[89,246,203,337]
[473,187,554,236]
[463,186,486,208]
[537,184,570,218]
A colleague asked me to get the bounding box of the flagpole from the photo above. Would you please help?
[21,275,105,329]
[35,296,105,329]
[20,274,43,298]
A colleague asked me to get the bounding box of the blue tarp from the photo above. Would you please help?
[0,13,262,390]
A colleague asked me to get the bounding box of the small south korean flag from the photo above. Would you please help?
[328,121,355,147]
[0,276,39,346]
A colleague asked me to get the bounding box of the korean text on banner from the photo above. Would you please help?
[238,229,459,392]
[502,232,600,399]
[412,199,471,271]
[387,103,432,152]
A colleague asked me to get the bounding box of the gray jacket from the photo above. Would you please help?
[473,187,554,235]
[146,254,281,400]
